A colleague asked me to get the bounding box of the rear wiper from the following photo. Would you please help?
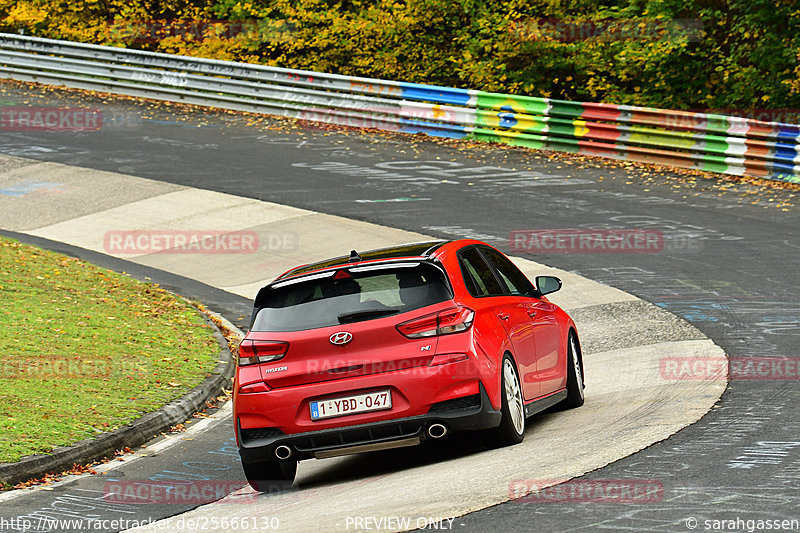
[337,309,399,324]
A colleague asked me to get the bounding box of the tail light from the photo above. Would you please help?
[397,306,475,339]
[238,382,271,394]
[238,340,288,366]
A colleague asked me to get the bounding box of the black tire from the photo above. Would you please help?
[486,354,525,447]
[563,332,585,409]
[241,459,297,493]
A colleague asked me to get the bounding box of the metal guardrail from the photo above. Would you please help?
[1,33,798,184]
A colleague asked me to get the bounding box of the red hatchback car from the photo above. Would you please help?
[234,240,584,490]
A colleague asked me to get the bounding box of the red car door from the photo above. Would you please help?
[491,297,540,400]
[458,246,540,400]
[525,298,564,395]
[455,248,535,396]
[477,247,565,399]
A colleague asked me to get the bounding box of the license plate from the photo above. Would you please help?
[310,390,392,420]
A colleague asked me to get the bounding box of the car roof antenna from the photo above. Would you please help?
[349,250,362,262]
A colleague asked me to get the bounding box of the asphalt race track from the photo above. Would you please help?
[0,155,725,532]
[1,82,799,532]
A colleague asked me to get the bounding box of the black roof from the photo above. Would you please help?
[276,240,449,280]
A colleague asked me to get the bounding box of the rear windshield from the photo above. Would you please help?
[252,263,452,332]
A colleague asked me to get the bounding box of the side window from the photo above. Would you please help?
[459,247,505,297]
[479,247,536,297]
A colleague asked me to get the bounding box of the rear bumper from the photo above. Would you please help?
[238,383,501,464]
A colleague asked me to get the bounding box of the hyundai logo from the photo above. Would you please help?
[329,332,353,345]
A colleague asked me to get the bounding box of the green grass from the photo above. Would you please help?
[0,237,219,463]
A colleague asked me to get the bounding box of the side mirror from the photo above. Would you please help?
[535,275,562,296]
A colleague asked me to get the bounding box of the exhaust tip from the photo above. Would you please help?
[427,423,448,439]
[275,445,292,460]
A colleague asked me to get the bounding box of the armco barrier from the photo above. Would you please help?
[0,33,798,184]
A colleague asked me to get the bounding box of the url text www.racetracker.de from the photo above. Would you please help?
[0,515,281,532]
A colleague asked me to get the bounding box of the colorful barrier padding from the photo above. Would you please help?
[1,33,797,183]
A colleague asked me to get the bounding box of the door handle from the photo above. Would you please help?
[527,311,537,318]
[498,312,510,320]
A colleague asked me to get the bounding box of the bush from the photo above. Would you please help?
[1,0,798,114]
